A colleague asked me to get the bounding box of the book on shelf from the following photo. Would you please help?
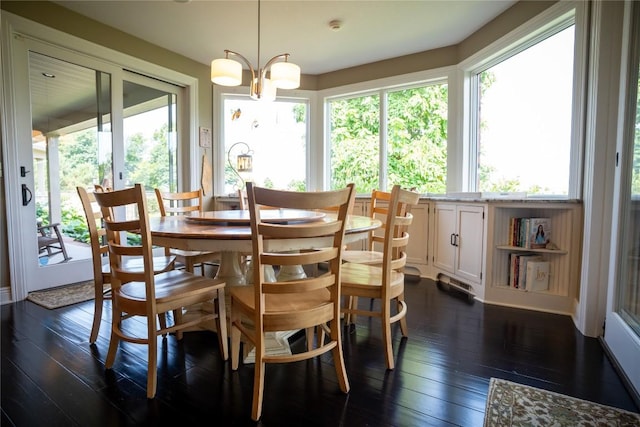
[528,218,551,249]
[525,261,550,291]
[508,253,543,289]
[507,217,551,249]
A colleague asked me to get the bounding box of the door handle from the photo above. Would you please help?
[450,233,455,246]
[21,184,32,206]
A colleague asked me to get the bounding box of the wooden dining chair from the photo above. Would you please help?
[342,188,392,265]
[155,188,220,275]
[94,184,228,398]
[77,186,176,344]
[230,181,355,421]
[340,184,419,370]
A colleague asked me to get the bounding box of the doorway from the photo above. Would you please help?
[3,31,188,297]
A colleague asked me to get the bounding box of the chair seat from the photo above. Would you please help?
[119,255,176,273]
[342,250,383,265]
[231,285,332,331]
[118,270,224,306]
[340,262,404,297]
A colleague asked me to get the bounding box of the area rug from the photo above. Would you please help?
[484,378,640,426]
[27,281,101,309]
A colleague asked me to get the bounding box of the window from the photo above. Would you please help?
[222,96,308,195]
[472,19,575,196]
[329,81,448,194]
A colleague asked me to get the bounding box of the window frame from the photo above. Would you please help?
[214,85,315,195]
[321,69,454,194]
[460,1,588,199]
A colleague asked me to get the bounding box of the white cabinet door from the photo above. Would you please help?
[406,203,428,266]
[433,203,456,274]
[433,203,484,284]
[455,205,484,284]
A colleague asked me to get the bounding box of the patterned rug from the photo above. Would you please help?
[27,281,100,309]
[484,378,640,426]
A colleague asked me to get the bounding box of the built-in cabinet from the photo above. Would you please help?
[484,202,583,314]
[432,203,485,289]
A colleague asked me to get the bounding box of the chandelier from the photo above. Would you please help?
[210,0,300,101]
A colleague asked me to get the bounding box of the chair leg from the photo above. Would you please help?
[349,296,359,324]
[90,283,104,344]
[317,325,326,347]
[330,317,350,393]
[174,309,184,340]
[158,313,168,338]
[105,311,121,369]
[306,327,314,351]
[215,289,228,360]
[251,348,266,421]
[147,318,158,399]
[381,302,395,370]
[231,306,241,370]
[397,295,408,337]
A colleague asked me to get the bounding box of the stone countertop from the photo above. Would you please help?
[215,194,581,204]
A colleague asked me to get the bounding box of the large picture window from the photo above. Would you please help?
[473,20,575,196]
[329,81,448,194]
[222,96,308,195]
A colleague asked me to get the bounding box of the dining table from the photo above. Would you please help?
[149,209,381,361]
[149,209,381,285]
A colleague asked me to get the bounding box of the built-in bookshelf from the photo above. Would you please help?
[485,202,583,314]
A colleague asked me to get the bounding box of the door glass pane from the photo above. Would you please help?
[29,52,112,266]
[618,61,640,336]
[123,80,177,215]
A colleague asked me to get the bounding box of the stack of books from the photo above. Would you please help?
[508,217,551,249]
[508,253,550,291]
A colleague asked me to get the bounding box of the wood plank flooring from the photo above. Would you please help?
[2,277,638,426]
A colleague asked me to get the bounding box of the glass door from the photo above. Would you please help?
[27,50,113,291]
[121,73,179,215]
[14,48,181,292]
[604,2,640,398]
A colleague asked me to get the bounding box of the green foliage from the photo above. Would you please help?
[330,84,448,194]
[293,104,306,123]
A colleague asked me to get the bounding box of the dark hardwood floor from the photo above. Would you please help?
[2,277,638,426]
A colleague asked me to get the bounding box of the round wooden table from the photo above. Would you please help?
[149,210,381,285]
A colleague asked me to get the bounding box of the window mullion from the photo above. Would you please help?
[380,90,388,191]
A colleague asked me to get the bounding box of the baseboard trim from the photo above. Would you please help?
[1,286,13,305]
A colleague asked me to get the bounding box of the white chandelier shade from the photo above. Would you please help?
[270,61,300,89]
[211,58,243,86]
[210,0,300,100]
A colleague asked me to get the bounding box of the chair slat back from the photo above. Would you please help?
[77,186,109,282]
[366,189,393,251]
[94,184,156,297]
[382,185,420,274]
[155,189,203,216]
[246,182,355,324]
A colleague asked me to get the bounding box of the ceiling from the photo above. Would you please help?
[53,0,518,75]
